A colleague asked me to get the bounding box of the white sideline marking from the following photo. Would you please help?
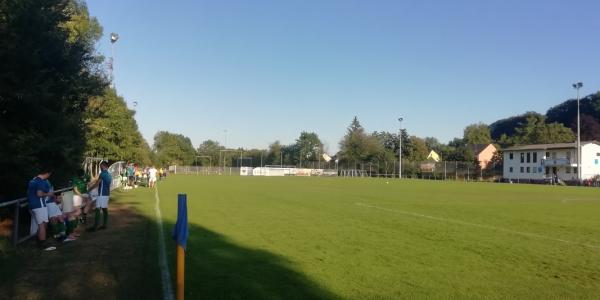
[155,187,174,300]
[355,202,600,249]
[561,198,598,203]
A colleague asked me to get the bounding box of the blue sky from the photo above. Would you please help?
[88,0,600,153]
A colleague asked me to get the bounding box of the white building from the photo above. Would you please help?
[503,141,600,182]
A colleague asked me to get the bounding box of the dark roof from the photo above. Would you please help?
[504,141,600,151]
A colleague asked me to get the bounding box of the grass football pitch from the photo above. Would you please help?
[155,176,600,299]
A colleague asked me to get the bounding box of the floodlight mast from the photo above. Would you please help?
[109,32,119,88]
[572,82,583,183]
[398,117,403,179]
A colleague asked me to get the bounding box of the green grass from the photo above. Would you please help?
[156,176,600,299]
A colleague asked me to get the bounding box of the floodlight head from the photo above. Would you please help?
[573,82,583,89]
[110,32,119,43]
[398,117,403,122]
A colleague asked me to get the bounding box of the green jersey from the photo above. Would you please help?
[72,176,87,194]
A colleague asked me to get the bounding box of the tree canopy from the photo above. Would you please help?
[0,0,106,198]
[338,117,381,165]
[84,88,152,165]
[463,123,492,145]
[153,131,196,166]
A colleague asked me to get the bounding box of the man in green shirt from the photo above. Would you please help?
[72,170,92,223]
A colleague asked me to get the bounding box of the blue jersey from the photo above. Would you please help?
[98,169,112,196]
[44,181,55,203]
[127,166,134,177]
[27,177,49,209]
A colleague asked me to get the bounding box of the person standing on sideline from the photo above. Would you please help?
[148,166,158,188]
[126,163,135,187]
[27,168,56,251]
[87,161,112,231]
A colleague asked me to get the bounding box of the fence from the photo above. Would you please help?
[168,161,503,181]
[169,166,241,176]
[1,161,125,247]
[0,187,73,246]
[335,160,503,181]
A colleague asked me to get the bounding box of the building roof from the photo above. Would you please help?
[504,141,600,151]
[426,150,440,162]
[469,144,495,155]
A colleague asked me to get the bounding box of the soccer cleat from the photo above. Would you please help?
[43,246,57,251]
[63,237,77,243]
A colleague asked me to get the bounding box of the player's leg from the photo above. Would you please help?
[99,196,109,229]
[65,208,80,241]
[101,207,109,229]
[88,208,101,232]
[32,208,54,250]
[47,203,66,239]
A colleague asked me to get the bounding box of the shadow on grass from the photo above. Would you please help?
[0,189,339,300]
[0,190,162,300]
[162,221,340,300]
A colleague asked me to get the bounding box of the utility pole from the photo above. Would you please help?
[573,82,583,183]
[398,117,403,179]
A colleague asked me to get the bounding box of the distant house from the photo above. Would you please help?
[426,150,441,162]
[469,144,497,169]
[503,141,600,182]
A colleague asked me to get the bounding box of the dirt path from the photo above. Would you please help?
[0,190,163,300]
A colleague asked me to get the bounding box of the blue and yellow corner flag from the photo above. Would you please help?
[173,194,189,250]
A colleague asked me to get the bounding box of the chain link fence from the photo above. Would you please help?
[169,161,504,181]
[333,160,503,181]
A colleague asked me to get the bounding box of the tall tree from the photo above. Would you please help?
[463,123,492,145]
[153,131,196,166]
[407,136,429,161]
[196,140,224,167]
[578,114,600,141]
[295,132,323,166]
[513,115,575,144]
[84,88,151,165]
[489,112,543,140]
[0,0,106,198]
[339,117,380,166]
[266,141,283,166]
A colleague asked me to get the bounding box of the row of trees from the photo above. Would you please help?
[156,91,598,172]
[192,132,325,168]
[1,0,153,199]
[1,0,108,198]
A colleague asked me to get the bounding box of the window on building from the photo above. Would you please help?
[520,153,525,163]
[574,167,578,174]
[526,167,530,173]
[520,167,524,173]
[509,153,514,160]
[566,167,571,173]
[533,152,537,163]
[566,151,571,159]
[545,167,550,174]
[533,167,537,173]
[545,152,550,158]
[597,153,600,157]
[526,152,531,163]
[509,167,513,173]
